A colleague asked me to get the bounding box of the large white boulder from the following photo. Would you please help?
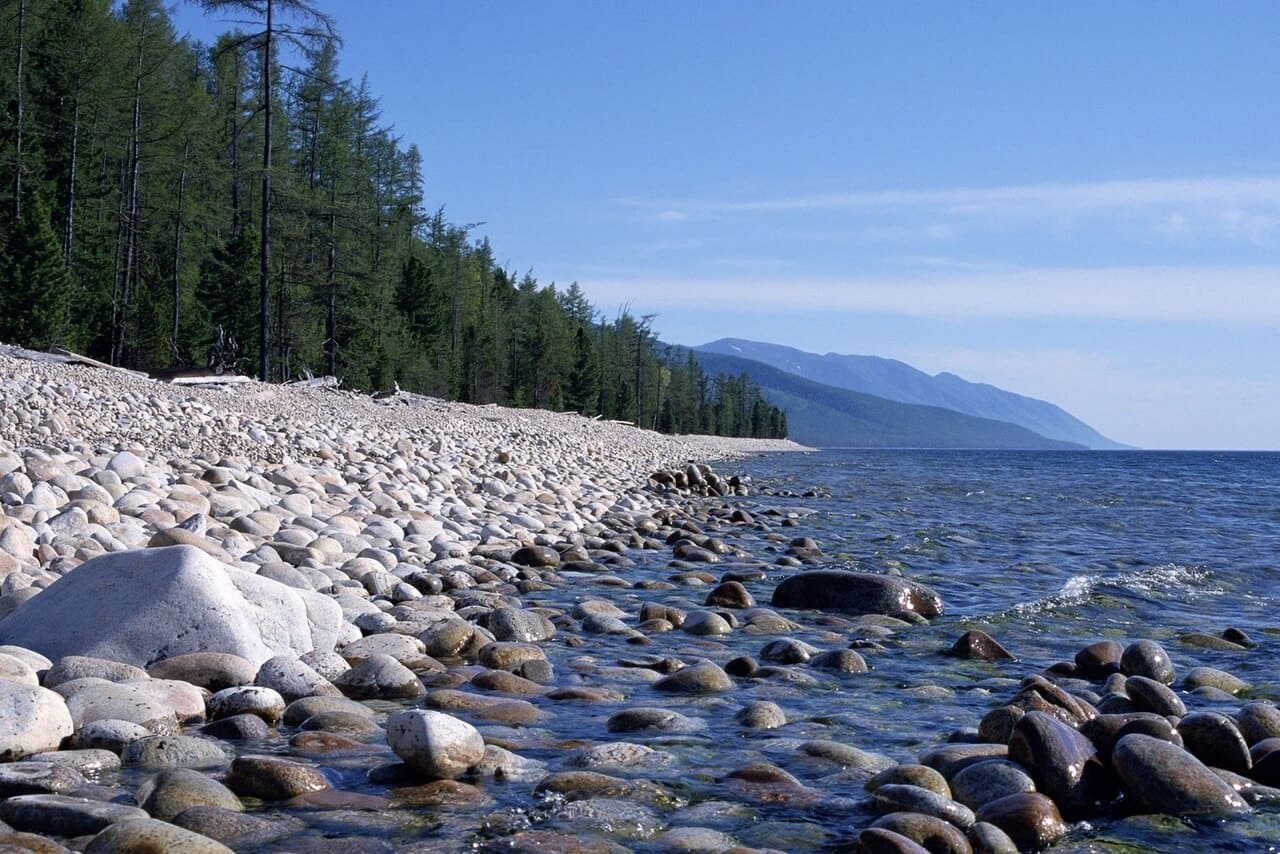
[0,680,73,759]
[0,546,342,668]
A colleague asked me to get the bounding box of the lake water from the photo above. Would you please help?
[727,448,1280,851]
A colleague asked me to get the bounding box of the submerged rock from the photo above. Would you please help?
[1113,733,1250,818]
[770,570,944,618]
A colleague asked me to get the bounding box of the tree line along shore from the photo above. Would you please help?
[0,0,787,440]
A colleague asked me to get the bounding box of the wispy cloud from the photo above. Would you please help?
[623,176,1280,219]
[581,265,1280,325]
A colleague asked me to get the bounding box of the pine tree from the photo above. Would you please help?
[0,188,73,349]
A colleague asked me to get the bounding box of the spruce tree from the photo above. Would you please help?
[0,188,73,349]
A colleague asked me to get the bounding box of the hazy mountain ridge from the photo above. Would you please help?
[698,338,1127,449]
[687,349,1085,450]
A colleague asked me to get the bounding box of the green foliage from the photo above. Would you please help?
[0,1,787,440]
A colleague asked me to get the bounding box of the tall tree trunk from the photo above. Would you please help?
[13,0,26,220]
[113,37,145,366]
[63,100,80,263]
[325,179,337,377]
[171,137,189,347]
[258,0,273,381]
[229,49,241,234]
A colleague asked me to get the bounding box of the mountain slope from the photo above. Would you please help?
[698,338,1126,449]
[689,350,1084,450]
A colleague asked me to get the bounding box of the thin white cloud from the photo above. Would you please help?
[625,176,1280,219]
[580,265,1280,325]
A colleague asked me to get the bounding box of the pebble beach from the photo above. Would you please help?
[0,344,1277,853]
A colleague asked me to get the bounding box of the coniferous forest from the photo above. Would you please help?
[0,0,787,440]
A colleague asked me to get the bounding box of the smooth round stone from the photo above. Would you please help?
[300,710,381,737]
[0,682,75,760]
[470,669,546,695]
[658,826,741,851]
[799,740,895,773]
[289,731,372,758]
[207,686,286,724]
[386,710,485,780]
[869,812,969,854]
[332,654,425,701]
[283,696,376,727]
[966,821,1018,854]
[1125,675,1186,717]
[654,662,733,694]
[1074,640,1123,679]
[869,784,976,829]
[1008,710,1112,818]
[84,817,233,853]
[0,762,87,797]
[866,765,950,798]
[390,779,491,807]
[810,648,868,673]
[1252,748,1280,787]
[68,719,150,754]
[487,607,556,642]
[607,707,702,734]
[920,744,1009,778]
[704,581,754,609]
[1237,702,1280,746]
[857,827,931,853]
[977,706,1024,745]
[680,611,732,636]
[949,760,1036,810]
[0,651,39,686]
[147,653,257,692]
[32,748,121,776]
[948,630,1014,661]
[759,637,817,664]
[0,794,148,836]
[736,701,787,730]
[975,792,1066,850]
[477,642,546,670]
[171,805,303,848]
[224,755,331,801]
[1175,713,1251,775]
[1113,733,1250,817]
[122,736,230,770]
[419,621,481,659]
[135,768,242,822]
[200,713,271,741]
[1183,667,1248,695]
[0,830,69,854]
[570,742,662,771]
[254,656,339,702]
[339,633,427,666]
[1120,640,1175,684]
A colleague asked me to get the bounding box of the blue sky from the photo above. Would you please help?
[171,2,1280,449]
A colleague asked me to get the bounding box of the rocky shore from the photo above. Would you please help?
[0,344,1276,853]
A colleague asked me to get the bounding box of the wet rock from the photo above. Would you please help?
[948,760,1036,811]
[869,784,976,829]
[811,648,869,673]
[1113,733,1250,817]
[224,755,331,801]
[947,630,1014,661]
[1124,675,1186,717]
[0,794,148,836]
[68,719,151,754]
[171,805,302,847]
[332,654,425,701]
[389,778,491,807]
[800,740,895,773]
[122,735,230,770]
[680,610,733,636]
[511,545,560,567]
[965,821,1018,854]
[1081,713,1179,760]
[1119,640,1174,685]
[487,607,556,643]
[0,762,86,798]
[920,744,1009,779]
[0,682,73,760]
[1183,666,1248,696]
[856,827,931,853]
[1007,711,1113,818]
[759,637,817,664]
[736,700,787,729]
[607,707,703,734]
[207,685,286,724]
[771,570,944,618]
[135,768,242,821]
[654,662,733,694]
[658,826,741,851]
[201,713,272,741]
[977,706,1024,745]
[1177,712,1251,774]
[254,655,339,702]
[705,581,754,609]
[975,792,1066,850]
[868,812,970,854]
[477,642,546,670]
[386,710,484,779]
[84,817,234,853]
[866,765,951,798]
[1073,640,1123,679]
[1237,702,1280,746]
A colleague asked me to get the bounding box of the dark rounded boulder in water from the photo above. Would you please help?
[770,570,944,618]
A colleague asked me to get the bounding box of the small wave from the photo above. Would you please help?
[1002,563,1214,618]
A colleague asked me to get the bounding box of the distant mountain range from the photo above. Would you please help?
[691,338,1127,450]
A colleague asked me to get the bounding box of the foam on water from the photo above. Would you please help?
[1002,562,1215,619]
